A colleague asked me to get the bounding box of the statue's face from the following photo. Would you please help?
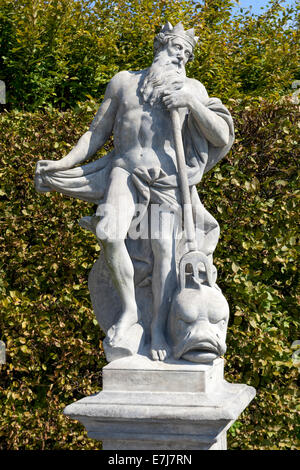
[165,37,193,67]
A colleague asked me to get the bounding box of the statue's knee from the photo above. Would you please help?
[96,219,114,241]
[96,220,125,247]
[152,239,172,259]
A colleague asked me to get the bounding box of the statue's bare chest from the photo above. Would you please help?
[118,86,181,139]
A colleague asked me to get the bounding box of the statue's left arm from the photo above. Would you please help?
[162,79,230,147]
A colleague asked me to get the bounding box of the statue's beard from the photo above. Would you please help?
[141,52,186,106]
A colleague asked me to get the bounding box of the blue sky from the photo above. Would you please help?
[231,0,297,16]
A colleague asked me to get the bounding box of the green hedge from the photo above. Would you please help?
[0,0,299,110]
[0,98,299,449]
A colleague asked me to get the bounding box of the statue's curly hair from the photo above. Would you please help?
[153,32,169,55]
[153,32,194,61]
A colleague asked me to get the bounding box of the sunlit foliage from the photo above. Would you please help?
[0,0,299,450]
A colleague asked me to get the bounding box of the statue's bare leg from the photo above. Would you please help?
[150,225,177,361]
[96,167,138,347]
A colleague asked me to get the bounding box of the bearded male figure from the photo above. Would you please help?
[35,22,234,362]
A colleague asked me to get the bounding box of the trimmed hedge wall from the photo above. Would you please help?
[0,98,299,449]
[0,0,298,111]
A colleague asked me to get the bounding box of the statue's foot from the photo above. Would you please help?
[150,333,170,361]
[106,309,138,347]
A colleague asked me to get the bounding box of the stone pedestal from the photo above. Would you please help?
[64,355,255,450]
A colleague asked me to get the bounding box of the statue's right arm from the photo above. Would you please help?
[38,74,121,172]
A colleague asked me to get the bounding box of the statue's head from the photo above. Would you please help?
[153,22,198,65]
[141,22,198,105]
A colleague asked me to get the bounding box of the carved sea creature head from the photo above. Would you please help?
[168,276,229,364]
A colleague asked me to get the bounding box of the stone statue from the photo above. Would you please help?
[35,21,234,364]
[35,22,256,451]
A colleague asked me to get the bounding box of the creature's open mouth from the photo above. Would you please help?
[182,349,218,363]
[178,339,220,363]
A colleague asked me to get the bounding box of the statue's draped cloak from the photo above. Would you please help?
[35,98,234,341]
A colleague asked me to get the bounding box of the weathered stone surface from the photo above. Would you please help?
[64,355,256,450]
[102,354,224,393]
[35,21,235,364]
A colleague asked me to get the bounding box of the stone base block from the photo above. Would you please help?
[64,354,256,450]
[103,354,224,393]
